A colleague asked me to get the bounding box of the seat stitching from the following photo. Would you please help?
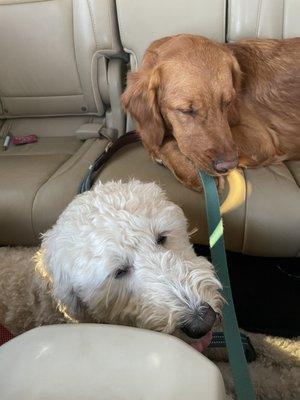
[221,0,225,42]
[241,168,248,254]
[30,154,71,240]
[2,94,83,98]
[87,0,99,48]
[43,139,98,182]
[284,162,300,188]
[86,0,104,115]
[282,0,285,37]
[256,0,263,37]
[31,139,98,239]
[71,0,86,107]
[1,1,52,5]
[0,152,76,157]
[90,52,104,115]
[106,0,114,50]
[227,0,231,42]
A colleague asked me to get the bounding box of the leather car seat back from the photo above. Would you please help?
[0,0,126,246]
[228,0,300,41]
[0,0,122,119]
[116,0,226,69]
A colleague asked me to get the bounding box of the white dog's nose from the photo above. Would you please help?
[181,302,216,339]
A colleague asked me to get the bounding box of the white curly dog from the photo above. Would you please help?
[0,180,222,351]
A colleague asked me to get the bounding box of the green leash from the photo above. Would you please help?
[198,171,256,400]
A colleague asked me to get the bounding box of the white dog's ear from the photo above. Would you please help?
[39,234,86,319]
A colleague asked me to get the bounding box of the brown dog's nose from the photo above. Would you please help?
[213,159,238,173]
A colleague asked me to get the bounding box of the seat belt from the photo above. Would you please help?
[198,171,256,400]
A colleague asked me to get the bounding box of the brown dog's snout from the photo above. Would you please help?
[213,158,238,173]
[209,144,239,173]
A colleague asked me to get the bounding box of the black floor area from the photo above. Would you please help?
[194,245,300,338]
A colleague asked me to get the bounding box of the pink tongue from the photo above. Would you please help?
[190,331,213,352]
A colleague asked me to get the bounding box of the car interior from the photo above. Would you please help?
[0,0,299,399]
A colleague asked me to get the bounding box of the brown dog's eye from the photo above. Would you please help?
[178,108,197,117]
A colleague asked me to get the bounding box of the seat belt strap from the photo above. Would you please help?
[198,171,256,400]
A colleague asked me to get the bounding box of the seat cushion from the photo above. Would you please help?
[95,143,300,257]
[0,119,109,245]
[2,136,299,257]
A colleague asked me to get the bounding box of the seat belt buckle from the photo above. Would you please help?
[2,132,13,151]
[104,141,113,153]
[75,123,118,142]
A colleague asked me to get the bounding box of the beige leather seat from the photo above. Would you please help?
[0,324,226,400]
[1,0,299,257]
[94,0,300,257]
[225,0,300,256]
[0,0,125,245]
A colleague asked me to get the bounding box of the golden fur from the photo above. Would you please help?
[122,34,300,190]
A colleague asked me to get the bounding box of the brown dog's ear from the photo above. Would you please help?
[231,56,242,92]
[122,66,165,154]
[228,56,242,126]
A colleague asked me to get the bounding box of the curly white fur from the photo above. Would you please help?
[0,180,222,338]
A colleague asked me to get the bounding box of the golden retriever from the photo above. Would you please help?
[122,34,300,190]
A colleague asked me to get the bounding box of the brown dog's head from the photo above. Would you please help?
[122,34,241,175]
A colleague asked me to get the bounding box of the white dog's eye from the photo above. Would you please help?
[114,266,131,279]
[156,235,167,246]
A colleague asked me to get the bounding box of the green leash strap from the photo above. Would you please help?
[198,171,256,400]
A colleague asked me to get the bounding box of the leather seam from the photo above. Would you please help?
[90,53,104,115]
[87,0,99,48]
[1,112,97,118]
[227,0,231,41]
[241,168,248,254]
[71,0,86,107]
[86,0,115,51]
[116,1,125,49]
[282,0,285,37]
[284,162,300,188]
[106,0,114,50]
[44,139,98,182]
[0,152,76,157]
[256,0,263,37]
[0,0,52,5]
[31,139,97,240]
[2,94,83,99]
[221,0,225,42]
[30,154,71,240]
[86,0,103,115]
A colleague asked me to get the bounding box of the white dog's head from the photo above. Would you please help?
[41,180,222,347]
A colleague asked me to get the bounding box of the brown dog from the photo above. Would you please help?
[122,34,300,190]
